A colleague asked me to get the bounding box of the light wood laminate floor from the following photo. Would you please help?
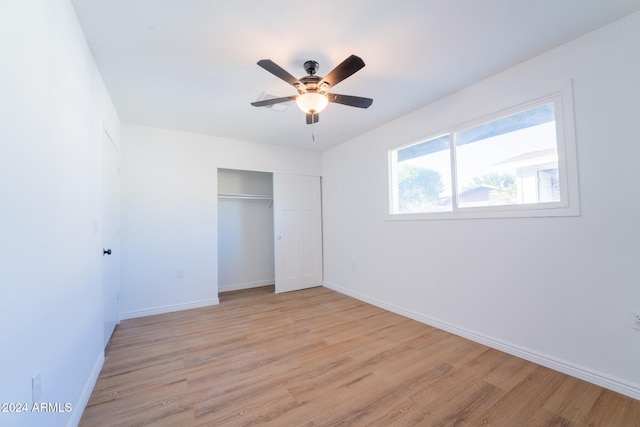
[80,286,640,426]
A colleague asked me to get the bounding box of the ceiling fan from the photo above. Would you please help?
[251,54,373,124]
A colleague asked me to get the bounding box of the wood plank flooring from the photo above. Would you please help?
[80,286,640,426]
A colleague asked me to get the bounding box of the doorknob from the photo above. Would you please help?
[277,236,282,240]
[103,248,112,256]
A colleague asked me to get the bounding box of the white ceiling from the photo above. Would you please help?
[71,0,640,151]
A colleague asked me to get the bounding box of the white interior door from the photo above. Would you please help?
[273,173,322,293]
[101,131,119,348]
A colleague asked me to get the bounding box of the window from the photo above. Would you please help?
[389,92,579,219]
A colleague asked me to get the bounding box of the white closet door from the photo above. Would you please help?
[273,173,322,293]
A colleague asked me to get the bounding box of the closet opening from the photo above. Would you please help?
[217,168,275,301]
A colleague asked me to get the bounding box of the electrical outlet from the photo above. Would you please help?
[176,268,184,279]
[633,311,640,330]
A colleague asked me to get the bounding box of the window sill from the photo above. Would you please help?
[385,203,580,221]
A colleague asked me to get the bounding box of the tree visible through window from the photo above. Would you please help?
[397,164,444,212]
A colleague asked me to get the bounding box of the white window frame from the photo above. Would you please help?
[387,83,580,220]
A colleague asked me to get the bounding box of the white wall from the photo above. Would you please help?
[0,1,120,426]
[322,12,640,399]
[120,123,320,318]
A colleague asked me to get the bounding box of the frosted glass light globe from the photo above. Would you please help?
[296,93,328,114]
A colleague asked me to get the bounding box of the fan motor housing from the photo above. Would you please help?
[299,75,322,93]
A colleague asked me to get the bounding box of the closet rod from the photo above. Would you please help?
[217,193,272,200]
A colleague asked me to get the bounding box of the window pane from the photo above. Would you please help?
[394,135,452,213]
[454,103,559,208]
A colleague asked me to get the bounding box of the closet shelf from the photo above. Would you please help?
[217,193,273,200]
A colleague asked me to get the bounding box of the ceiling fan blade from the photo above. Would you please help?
[257,59,301,87]
[306,113,319,125]
[327,93,373,109]
[319,55,365,88]
[251,95,297,107]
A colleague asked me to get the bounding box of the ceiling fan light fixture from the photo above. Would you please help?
[252,55,372,124]
[296,92,328,114]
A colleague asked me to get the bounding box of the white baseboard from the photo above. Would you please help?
[323,281,640,401]
[120,298,220,320]
[67,350,104,427]
[218,280,274,293]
